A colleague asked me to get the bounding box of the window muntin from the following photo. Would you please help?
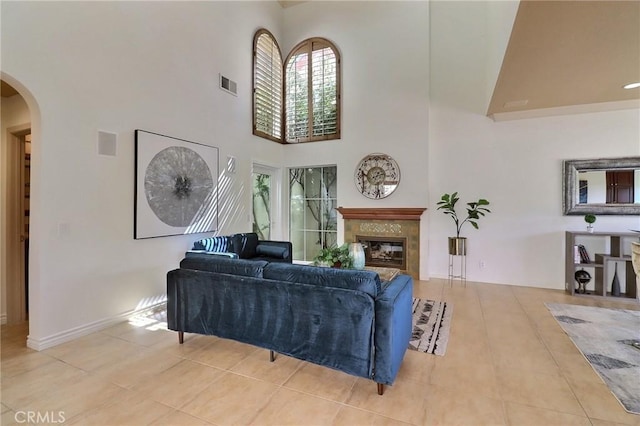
[253,29,283,142]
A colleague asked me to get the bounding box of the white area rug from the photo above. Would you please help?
[409,298,452,356]
[546,303,640,415]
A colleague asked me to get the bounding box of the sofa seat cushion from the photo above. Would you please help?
[180,256,267,277]
[263,263,380,297]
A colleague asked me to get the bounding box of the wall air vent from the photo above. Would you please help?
[219,74,237,96]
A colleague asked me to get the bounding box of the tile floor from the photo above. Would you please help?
[2,279,640,425]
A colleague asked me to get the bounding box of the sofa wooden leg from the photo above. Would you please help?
[270,350,276,362]
[178,331,184,344]
[377,383,384,395]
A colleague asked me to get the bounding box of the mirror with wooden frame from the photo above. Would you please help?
[563,157,640,215]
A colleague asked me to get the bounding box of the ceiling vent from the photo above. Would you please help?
[219,74,237,96]
[503,99,529,109]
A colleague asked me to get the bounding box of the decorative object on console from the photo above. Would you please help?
[313,244,354,269]
[577,244,591,264]
[134,130,219,239]
[354,153,400,199]
[348,242,366,270]
[574,269,591,294]
[611,262,621,297]
[584,214,596,233]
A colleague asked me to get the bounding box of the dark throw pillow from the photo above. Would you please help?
[232,233,259,259]
[255,244,289,259]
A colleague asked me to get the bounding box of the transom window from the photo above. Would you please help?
[253,29,341,144]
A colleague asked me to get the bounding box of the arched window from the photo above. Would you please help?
[253,29,283,142]
[285,38,340,143]
[252,29,341,144]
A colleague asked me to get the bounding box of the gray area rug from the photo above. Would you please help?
[409,298,452,356]
[546,303,640,415]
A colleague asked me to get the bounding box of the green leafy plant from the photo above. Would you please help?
[436,192,491,238]
[584,214,597,225]
[313,244,354,269]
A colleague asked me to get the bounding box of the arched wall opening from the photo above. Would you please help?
[1,71,42,346]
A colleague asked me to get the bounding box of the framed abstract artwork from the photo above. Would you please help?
[134,130,219,239]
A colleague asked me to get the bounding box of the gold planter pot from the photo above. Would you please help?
[448,237,467,255]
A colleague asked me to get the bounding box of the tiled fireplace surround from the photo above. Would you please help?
[337,207,426,280]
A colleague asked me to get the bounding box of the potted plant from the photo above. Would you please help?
[313,244,354,268]
[437,192,491,255]
[584,214,596,233]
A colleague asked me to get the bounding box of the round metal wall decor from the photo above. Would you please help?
[144,146,214,227]
[354,153,400,199]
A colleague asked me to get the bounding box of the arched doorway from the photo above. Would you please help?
[1,74,40,343]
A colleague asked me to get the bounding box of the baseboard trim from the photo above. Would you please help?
[26,299,167,351]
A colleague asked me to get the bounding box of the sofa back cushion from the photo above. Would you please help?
[192,236,233,252]
[263,263,380,297]
[180,255,267,277]
[232,233,259,258]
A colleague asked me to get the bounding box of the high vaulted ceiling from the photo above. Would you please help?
[488,0,640,120]
[4,1,640,123]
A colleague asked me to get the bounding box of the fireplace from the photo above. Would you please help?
[357,235,407,270]
[337,207,426,279]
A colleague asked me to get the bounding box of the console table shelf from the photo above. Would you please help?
[565,231,638,300]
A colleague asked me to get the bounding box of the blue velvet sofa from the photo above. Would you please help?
[189,232,292,263]
[166,255,413,395]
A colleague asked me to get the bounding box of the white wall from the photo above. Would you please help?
[1,1,283,348]
[1,94,31,323]
[429,1,640,288]
[280,1,431,277]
